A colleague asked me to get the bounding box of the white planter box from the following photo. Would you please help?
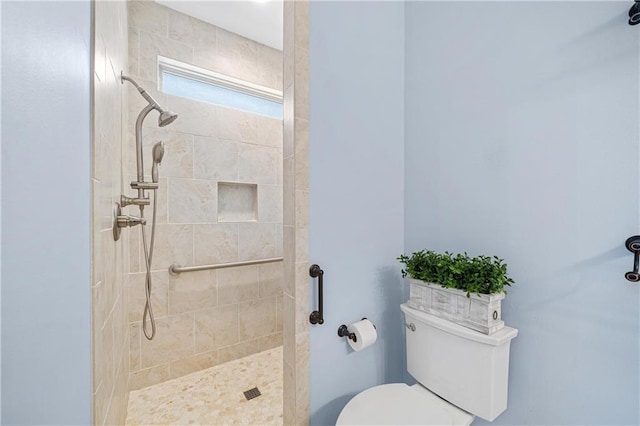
[406,278,505,335]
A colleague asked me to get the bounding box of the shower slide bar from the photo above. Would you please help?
[169,257,283,275]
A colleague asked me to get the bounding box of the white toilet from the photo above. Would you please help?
[336,303,518,425]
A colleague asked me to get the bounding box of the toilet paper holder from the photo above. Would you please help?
[338,325,357,342]
[338,318,375,343]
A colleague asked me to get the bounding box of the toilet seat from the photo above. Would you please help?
[336,383,475,426]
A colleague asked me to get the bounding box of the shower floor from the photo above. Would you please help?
[125,346,283,426]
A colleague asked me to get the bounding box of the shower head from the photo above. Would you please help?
[158,110,179,127]
[121,72,178,128]
[151,141,165,183]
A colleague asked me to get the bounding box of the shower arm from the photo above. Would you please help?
[122,74,162,110]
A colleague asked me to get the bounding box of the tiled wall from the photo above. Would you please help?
[126,1,284,390]
[282,1,310,424]
[92,1,130,424]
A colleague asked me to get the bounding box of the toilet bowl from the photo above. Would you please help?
[336,383,474,425]
[336,304,518,425]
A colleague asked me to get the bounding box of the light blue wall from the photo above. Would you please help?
[0,1,3,421]
[405,2,639,425]
[1,1,92,424]
[308,2,405,425]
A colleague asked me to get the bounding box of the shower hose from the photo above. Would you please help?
[140,191,159,340]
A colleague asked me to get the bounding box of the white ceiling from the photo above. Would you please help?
[156,0,283,51]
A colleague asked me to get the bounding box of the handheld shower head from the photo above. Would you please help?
[158,110,179,127]
[151,141,165,183]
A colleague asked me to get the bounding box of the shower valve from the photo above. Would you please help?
[112,203,146,241]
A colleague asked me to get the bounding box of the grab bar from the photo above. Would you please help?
[169,257,283,275]
[309,264,325,325]
[624,236,640,282]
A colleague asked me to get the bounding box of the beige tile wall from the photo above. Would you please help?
[283,1,310,424]
[93,0,131,424]
[126,0,284,390]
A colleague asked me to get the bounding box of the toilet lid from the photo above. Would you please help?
[336,383,474,426]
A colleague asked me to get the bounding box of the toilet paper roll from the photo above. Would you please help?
[347,319,377,352]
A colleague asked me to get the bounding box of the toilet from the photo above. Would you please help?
[337,303,518,425]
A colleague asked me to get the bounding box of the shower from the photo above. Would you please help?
[116,72,178,340]
[88,1,287,424]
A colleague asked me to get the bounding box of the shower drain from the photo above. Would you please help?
[243,387,262,401]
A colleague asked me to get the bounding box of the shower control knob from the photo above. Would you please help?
[117,214,146,228]
[113,202,147,241]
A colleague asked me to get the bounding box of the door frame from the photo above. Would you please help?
[282,1,310,424]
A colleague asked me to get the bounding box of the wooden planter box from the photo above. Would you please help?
[406,278,505,335]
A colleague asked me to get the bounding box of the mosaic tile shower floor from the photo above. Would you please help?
[126,347,283,426]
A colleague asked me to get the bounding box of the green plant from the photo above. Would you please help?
[397,250,514,296]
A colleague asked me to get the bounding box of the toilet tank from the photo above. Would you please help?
[400,303,518,421]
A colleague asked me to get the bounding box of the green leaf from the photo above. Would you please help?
[397,249,515,295]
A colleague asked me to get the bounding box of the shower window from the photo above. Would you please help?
[158,56,283,119]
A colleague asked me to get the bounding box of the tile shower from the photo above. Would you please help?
[126,1,284,390]
[92,0,287,423]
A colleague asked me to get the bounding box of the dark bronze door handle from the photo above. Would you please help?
[309,264,324,324]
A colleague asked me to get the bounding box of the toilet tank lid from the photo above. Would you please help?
[401,303,518,346]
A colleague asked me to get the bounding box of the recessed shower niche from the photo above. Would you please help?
[217,182,258,222]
